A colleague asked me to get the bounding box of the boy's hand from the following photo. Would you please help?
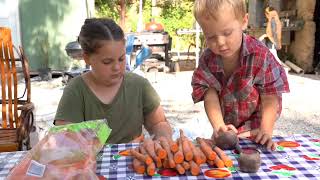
[254,129,277,151]
[212,124,238,139]
[238,129,277,151]
[219,124,238,134]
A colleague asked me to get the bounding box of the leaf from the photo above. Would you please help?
[113,154,121,160]
[272,170,295,177]
[228,166,237,173]
[276,146,285,151]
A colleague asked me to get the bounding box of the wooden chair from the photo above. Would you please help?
[0,27,34,152]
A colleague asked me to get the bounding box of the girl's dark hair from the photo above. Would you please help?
[78,18,124,55]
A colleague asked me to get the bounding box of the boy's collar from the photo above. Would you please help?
[241,33,251,57]
[239,33,253,66]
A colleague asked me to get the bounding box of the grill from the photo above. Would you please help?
[126,31,171,66]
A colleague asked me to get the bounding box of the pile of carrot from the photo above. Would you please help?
[128,130,233,176]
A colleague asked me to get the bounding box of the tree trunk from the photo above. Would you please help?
[119,0,126,30]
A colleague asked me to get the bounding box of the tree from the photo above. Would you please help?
[95,0,147,30]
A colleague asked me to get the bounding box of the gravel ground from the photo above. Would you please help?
[29,71,320,146]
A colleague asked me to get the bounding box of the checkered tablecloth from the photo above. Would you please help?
[0,134,319,179]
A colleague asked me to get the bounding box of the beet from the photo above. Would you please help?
[215,130,238,150]
[238,149,261,173]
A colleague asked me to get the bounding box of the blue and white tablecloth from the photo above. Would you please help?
[0,134,319,179]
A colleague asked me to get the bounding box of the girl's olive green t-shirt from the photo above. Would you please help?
[54,73,160,144]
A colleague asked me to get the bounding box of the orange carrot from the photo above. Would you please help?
[189,160,201,176]
[203,138,214,147]
[173,139,184,164]
[207,160,214,166]
[179,130,193,161]
[195,147,207,164]
[131,134,145,143]
[196,137,216,161]
[154,141,167,159]
[189,141,206,165]
[147,162,156,176]
[168,139,179,153]
[133,158,145,174]
[213,145,233,167]
[213,155,225,168]
[162,159,170,169]
[130,148,153,165]
[143,139,162,168]
[159,137,176,168]
[175,164,185,175]
[182,161,190,170]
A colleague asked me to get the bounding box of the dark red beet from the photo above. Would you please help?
[215,130,238,150]
[238,149,261,173]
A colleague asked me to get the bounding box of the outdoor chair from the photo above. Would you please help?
[0,27,34,152]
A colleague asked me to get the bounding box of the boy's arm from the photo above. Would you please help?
[204,88,226,132]
[260,94,279,134]
[251,94,279,151]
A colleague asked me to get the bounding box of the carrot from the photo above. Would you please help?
[196,137,216,161]
[195,147,207,164]
[132,158,145,174]
[173,139,184,164]
[168,139,179,153]
[203,138,214,147]
[179,130,193,161]
[131,134,145,143]
[207,160,214,166]
[143,139,162,168]
[154,141,167,159]
[130,148,153,165]
[213,145,233,167]
[159,137,176,168]
[213,154,225,168]
[175,163,185,175]
[189,141,205,165]
[189,160,201,176]
[147,162,156,176]
[162,159,170,169]
[182,161,190,170]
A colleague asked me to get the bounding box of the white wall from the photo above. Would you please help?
[0,0,21,48]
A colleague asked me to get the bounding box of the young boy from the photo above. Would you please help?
[191,0,289,150]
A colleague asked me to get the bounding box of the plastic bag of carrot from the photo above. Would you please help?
[7,119,111,180]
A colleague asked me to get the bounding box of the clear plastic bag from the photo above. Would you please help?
[7,119,111,180]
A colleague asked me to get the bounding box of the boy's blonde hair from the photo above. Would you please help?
[194,0,246,21]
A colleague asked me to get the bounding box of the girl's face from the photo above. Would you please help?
[198,6,248,61]
[84,40,126,86]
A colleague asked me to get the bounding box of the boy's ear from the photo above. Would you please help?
[242,13,249,31]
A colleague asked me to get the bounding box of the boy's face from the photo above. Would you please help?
[198,6,248,61]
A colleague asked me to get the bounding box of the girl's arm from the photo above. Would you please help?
[144,106,173,140]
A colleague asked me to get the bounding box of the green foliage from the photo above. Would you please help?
[95,0,197,50]
[95,0,120,19]
[159,1,195,50]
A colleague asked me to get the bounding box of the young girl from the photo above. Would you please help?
[54,18,172,144]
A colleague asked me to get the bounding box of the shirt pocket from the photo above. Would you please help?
[234,77,259,102]
[236,78,259,121]
[222,77,259,126]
